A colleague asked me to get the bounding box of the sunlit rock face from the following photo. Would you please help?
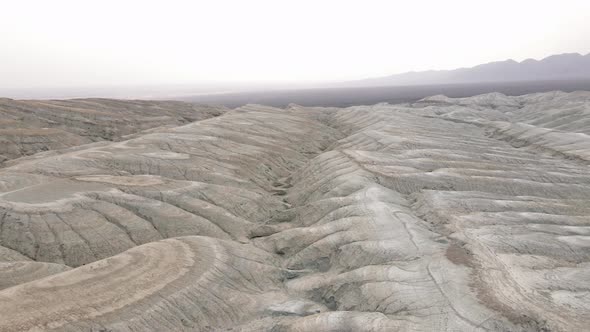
[0,93,589,331]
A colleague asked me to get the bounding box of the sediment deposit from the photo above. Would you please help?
[0,92,588,331]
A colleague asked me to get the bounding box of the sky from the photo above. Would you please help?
[1,0,590,89]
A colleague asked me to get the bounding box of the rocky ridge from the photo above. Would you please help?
[0,92,588,331]
[0,98,226,164]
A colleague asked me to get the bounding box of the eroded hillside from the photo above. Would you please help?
[0,92,588,331]
[0,98,226,164]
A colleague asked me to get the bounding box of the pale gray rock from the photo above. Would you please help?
[0,93,588,331]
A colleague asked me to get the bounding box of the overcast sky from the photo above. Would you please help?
[1,0,590,89]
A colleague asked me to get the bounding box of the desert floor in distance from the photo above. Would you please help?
[0,91,589,331]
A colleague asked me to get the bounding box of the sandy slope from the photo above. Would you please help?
[0,98,226,164]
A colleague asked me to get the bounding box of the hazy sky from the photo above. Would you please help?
[1,0,590,88]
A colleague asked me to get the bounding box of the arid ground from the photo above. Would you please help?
[0,91,589,331]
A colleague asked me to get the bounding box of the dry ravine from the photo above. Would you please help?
[0,92,589,331]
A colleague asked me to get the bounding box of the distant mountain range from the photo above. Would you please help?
[346,53,590,87]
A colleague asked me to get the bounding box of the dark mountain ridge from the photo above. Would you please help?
[347,52,590,87]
